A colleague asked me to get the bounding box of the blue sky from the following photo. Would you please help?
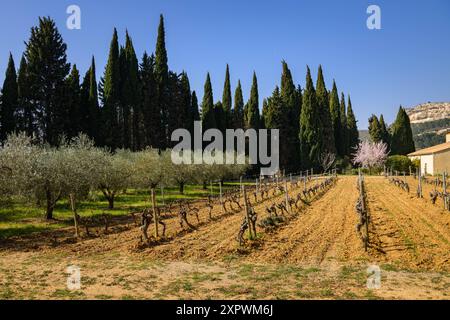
[1,0,450,128]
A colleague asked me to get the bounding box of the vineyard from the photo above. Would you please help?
[1,172,449,300]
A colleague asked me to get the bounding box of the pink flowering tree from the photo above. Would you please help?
[352,141,389,172]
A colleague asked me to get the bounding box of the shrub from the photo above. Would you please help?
[386,155,413,173]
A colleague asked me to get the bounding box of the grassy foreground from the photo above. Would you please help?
[0,183,240,240]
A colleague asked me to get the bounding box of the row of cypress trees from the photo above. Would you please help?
[368,107,415,155]
[0,15,359,172]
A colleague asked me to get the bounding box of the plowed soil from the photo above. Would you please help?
[1,176,449,300]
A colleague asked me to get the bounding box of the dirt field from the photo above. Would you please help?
[0,176,449,300]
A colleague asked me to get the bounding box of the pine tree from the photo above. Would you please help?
[16,55,34,136]
[368,115,382,143]
[201,73,216,130]
[316,65,335,155]
[340,92,348,156]
[264,87,283,130]
[246,72,260,129]
[154,14,169,149]
[346,95,359,155]
[299,67,321,169]
[0,54,18,141]
[379,114,390,149]
[329,81,342,157]
[391,106,415,155]
[24,17,70,144]
[222,64,232,129]
[100,28,121,149]
[232,80,245,129]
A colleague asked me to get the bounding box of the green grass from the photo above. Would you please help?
[0,183,238,240]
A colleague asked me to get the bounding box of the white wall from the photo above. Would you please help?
[421,154,434,175]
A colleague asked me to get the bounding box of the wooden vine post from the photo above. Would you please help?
[219,181,223,204]
[418,167,423,198]
[243,186,254,239]
[161,185,165,206]
[70,193,79,238]
[443,171,448,210]
[210,181,214,197]
[284,179,291,214]
[358,169,368,252]
[240,176,243,197]
[151,188,158,239]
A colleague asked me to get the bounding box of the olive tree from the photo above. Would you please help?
[0,133,67,220]
[132,149,171,238]
[98,149,135,209]
[58,134,105,236]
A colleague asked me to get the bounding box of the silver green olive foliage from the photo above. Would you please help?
[132,148,172,189]
[98,149,136,208]
[0,133,67,216]
[0,133,250,217]
[58,134,106,199]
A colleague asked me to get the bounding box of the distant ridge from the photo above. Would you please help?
[405,102,450,124]
[358,102,449,149]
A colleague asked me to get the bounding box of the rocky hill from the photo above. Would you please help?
[406,103,449,149]
[406,102,450,124]
[359,103,449,149]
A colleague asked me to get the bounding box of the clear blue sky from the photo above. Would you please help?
[1,0,450,128]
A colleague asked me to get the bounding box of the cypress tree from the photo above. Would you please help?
[316,65,335,155]
[379,114,390,149]
[222,64,232,129]
[154,14,169,149]
[80,57,99,141]
[118,46,129,149]
[391,106,415,155]
[140,52,159,148]
[120,32,141,150]
[17,55,33,136]
[346,95,359,155]
[246,72,260,129]
[201,73,216,130]
[368,115,382,143]
[214,102,226,133]
[340,92,348,156]
[167,71,182,147]
[101,28,121,149]
[80,67,91,136]
[191,91,200,121]
[128,34,141,150]
[64,65,81,139]
[232,80,244,129]
[299,66,321,169]
[179,71,192,131]
[24,17,70,144]
[329,81,342,157]
[88,57,99,142]
[0,54,18,141]
[280,61,300,172]
[188,91,200,146]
